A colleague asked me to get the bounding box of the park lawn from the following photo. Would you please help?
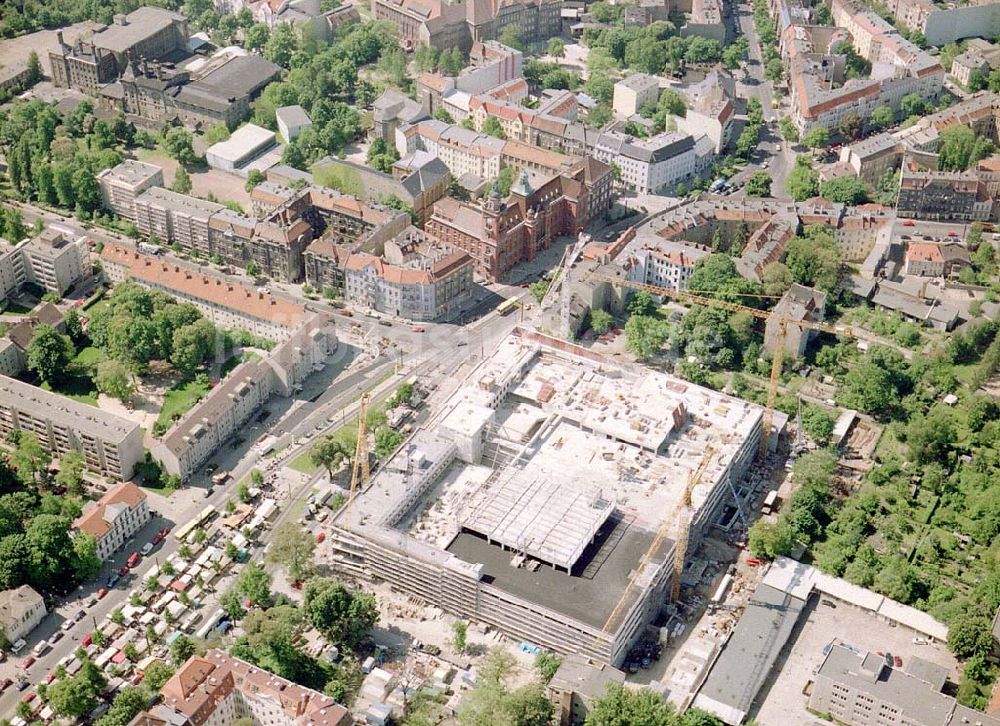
[155,378,212,434]
[288,448,321,475]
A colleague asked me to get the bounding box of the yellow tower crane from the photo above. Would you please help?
[671,446,715,602]
[345,392,371,524]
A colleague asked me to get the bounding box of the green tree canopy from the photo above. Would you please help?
[303,577,378,650]
[26,324,75,385]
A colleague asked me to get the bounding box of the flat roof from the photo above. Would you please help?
[445,518,661,630]
[92,7,184,54]
[206,124,276,164]
[0,374,139,442]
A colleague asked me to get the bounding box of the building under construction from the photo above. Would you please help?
[328,328,766,666]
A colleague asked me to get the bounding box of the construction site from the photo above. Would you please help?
[327,328,768,666]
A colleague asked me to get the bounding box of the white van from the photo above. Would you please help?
[10,639,26,654]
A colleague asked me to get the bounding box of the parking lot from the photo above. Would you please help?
[751,596,958,725]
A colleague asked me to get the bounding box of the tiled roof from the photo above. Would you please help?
[73,482,147,539]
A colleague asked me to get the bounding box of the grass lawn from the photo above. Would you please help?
[288,448,321,475]
[41,375,99,406]
[73,346,107,373]
[220,350,262,379]
[154,378,212,435]
[2,300,33,314]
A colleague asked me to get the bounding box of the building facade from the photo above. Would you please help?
[73,482,151,561]
[0,586,46,645]
[97,160,165,221]
[764,284,827,358]
[0,375,142,480]
[21,228,87,296]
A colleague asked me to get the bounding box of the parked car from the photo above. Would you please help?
[127,552,141,568]
[74,609,86,622]
[97,588,108,599]
[20,656,35,669]
[107,573,121,588]
[0,678,12,692]
[151,532,165,545]
[61,620,75,634]
[141,542,154,556]
[118,566,129,577]
[411,326,425,333]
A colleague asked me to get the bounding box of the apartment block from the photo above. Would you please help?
[0,375,142,480]
[620,234,709,292]
[594,131,697,195]
[897,166,993,222]
[149,649,349,725]
[0,239,26,302]
[675,70,736,155]
[133,187,223,257]
[21,228,87,296]
[72,481,151,561]
[416,41,522,116]
[613,73,661,117]
[97,160,164,221]
[881,0,1000,46]
[334,227,473,321]
[0,586,46,645]
[101,243,308,341]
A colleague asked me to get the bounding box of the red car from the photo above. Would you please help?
[411,326,426,333]
[159,526,171,537]
[44,672,55,684]
[20,656,35,669]
[119,565,129,576]
[82,634,92,647]
[131,672,144,685]
[315,531,326,543]
[22,692,35,704]
[0,678,12,692]
[97,587,108,599]
[152,532,164,545]
[127,551,141,568]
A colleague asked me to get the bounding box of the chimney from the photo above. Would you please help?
[56,31,64,47]
[114,13,128,25]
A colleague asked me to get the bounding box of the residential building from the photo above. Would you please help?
[903,242,970,277]
[0,240,25,302]
[880,0,1000,46]
[0,375,143,480]
[950,39,1000,88]
[334,227,473,320]
[205,124,277,173]
[133,188,224,257]
[839,133,904,185]
[0,586,46,645]
[416,41,522,115]
[48,7,189,94]
[780,0,944,134]
[72,482,151,561]
[897,166,993,222]
[810,644,1000,726]
[97,160,165,221]
[548,655,626,726]
[101,243,308,340]
[613,73,660,117]
[620,235,709,292]
[151,649,350,725]
[21,228,87,296]
[593,131,696,195]
[276,104,312,142]
[764,284,826,358]
[674,70,736,155]
[425,158,613,281]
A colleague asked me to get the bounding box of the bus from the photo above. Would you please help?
[174,505,218,542]
[497,297,520,316]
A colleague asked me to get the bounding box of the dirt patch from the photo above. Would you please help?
[0,22,97,76]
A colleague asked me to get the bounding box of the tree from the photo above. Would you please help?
[47,673,99,717]
[819,176,868,205]
[625,315,671,360]
[784,226,842,292]
[244,169,265,192]
[536,651,561,683]
[482,116,506,139]
[585,683,698,726]
[303,577,378,650]
[54,450,86,495]
[220,586,247,621]
[948,611,994,659]
[837,111,862,141]
[162,128,197,164]
[868,105,894,131]
[748,519,796,560]
[628,290,656,317]
[143,660,176,690]
[801,406,835,444]
[97,687,148,726]
[900,93,925,118]
[26,324,74,385]
[238,563,272,607]
[745,171,772,197]
[460,649,553,726]
[267,520,316,581]
[779,116,799,142]
[802,126,831,150]
[938,123,994,172]
[26,51,42,86]
[311,436,349,477]
[172,166,192,194]
[12,432,50,487]
[452,620,467,653]
[590,309,614,335]
[785,157,819,201]
[546,37,565,58]
[375,427,403,458]
[170,634,197,665]
[95,359,135,405]
[761,261,793,297]
[766,58,783,82]
[244,22,270,50]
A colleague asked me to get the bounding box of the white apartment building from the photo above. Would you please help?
[21,228,87,296]
[0,240,26,301]
[0,374,143,480]
[396,119,505,179]
[623,237,709,292]
[73,481,151,561]
[132,187,224,251]
[97,160,165,221]
[613,73,660,117]
[594,131,697,194]
[0,586,46,645]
